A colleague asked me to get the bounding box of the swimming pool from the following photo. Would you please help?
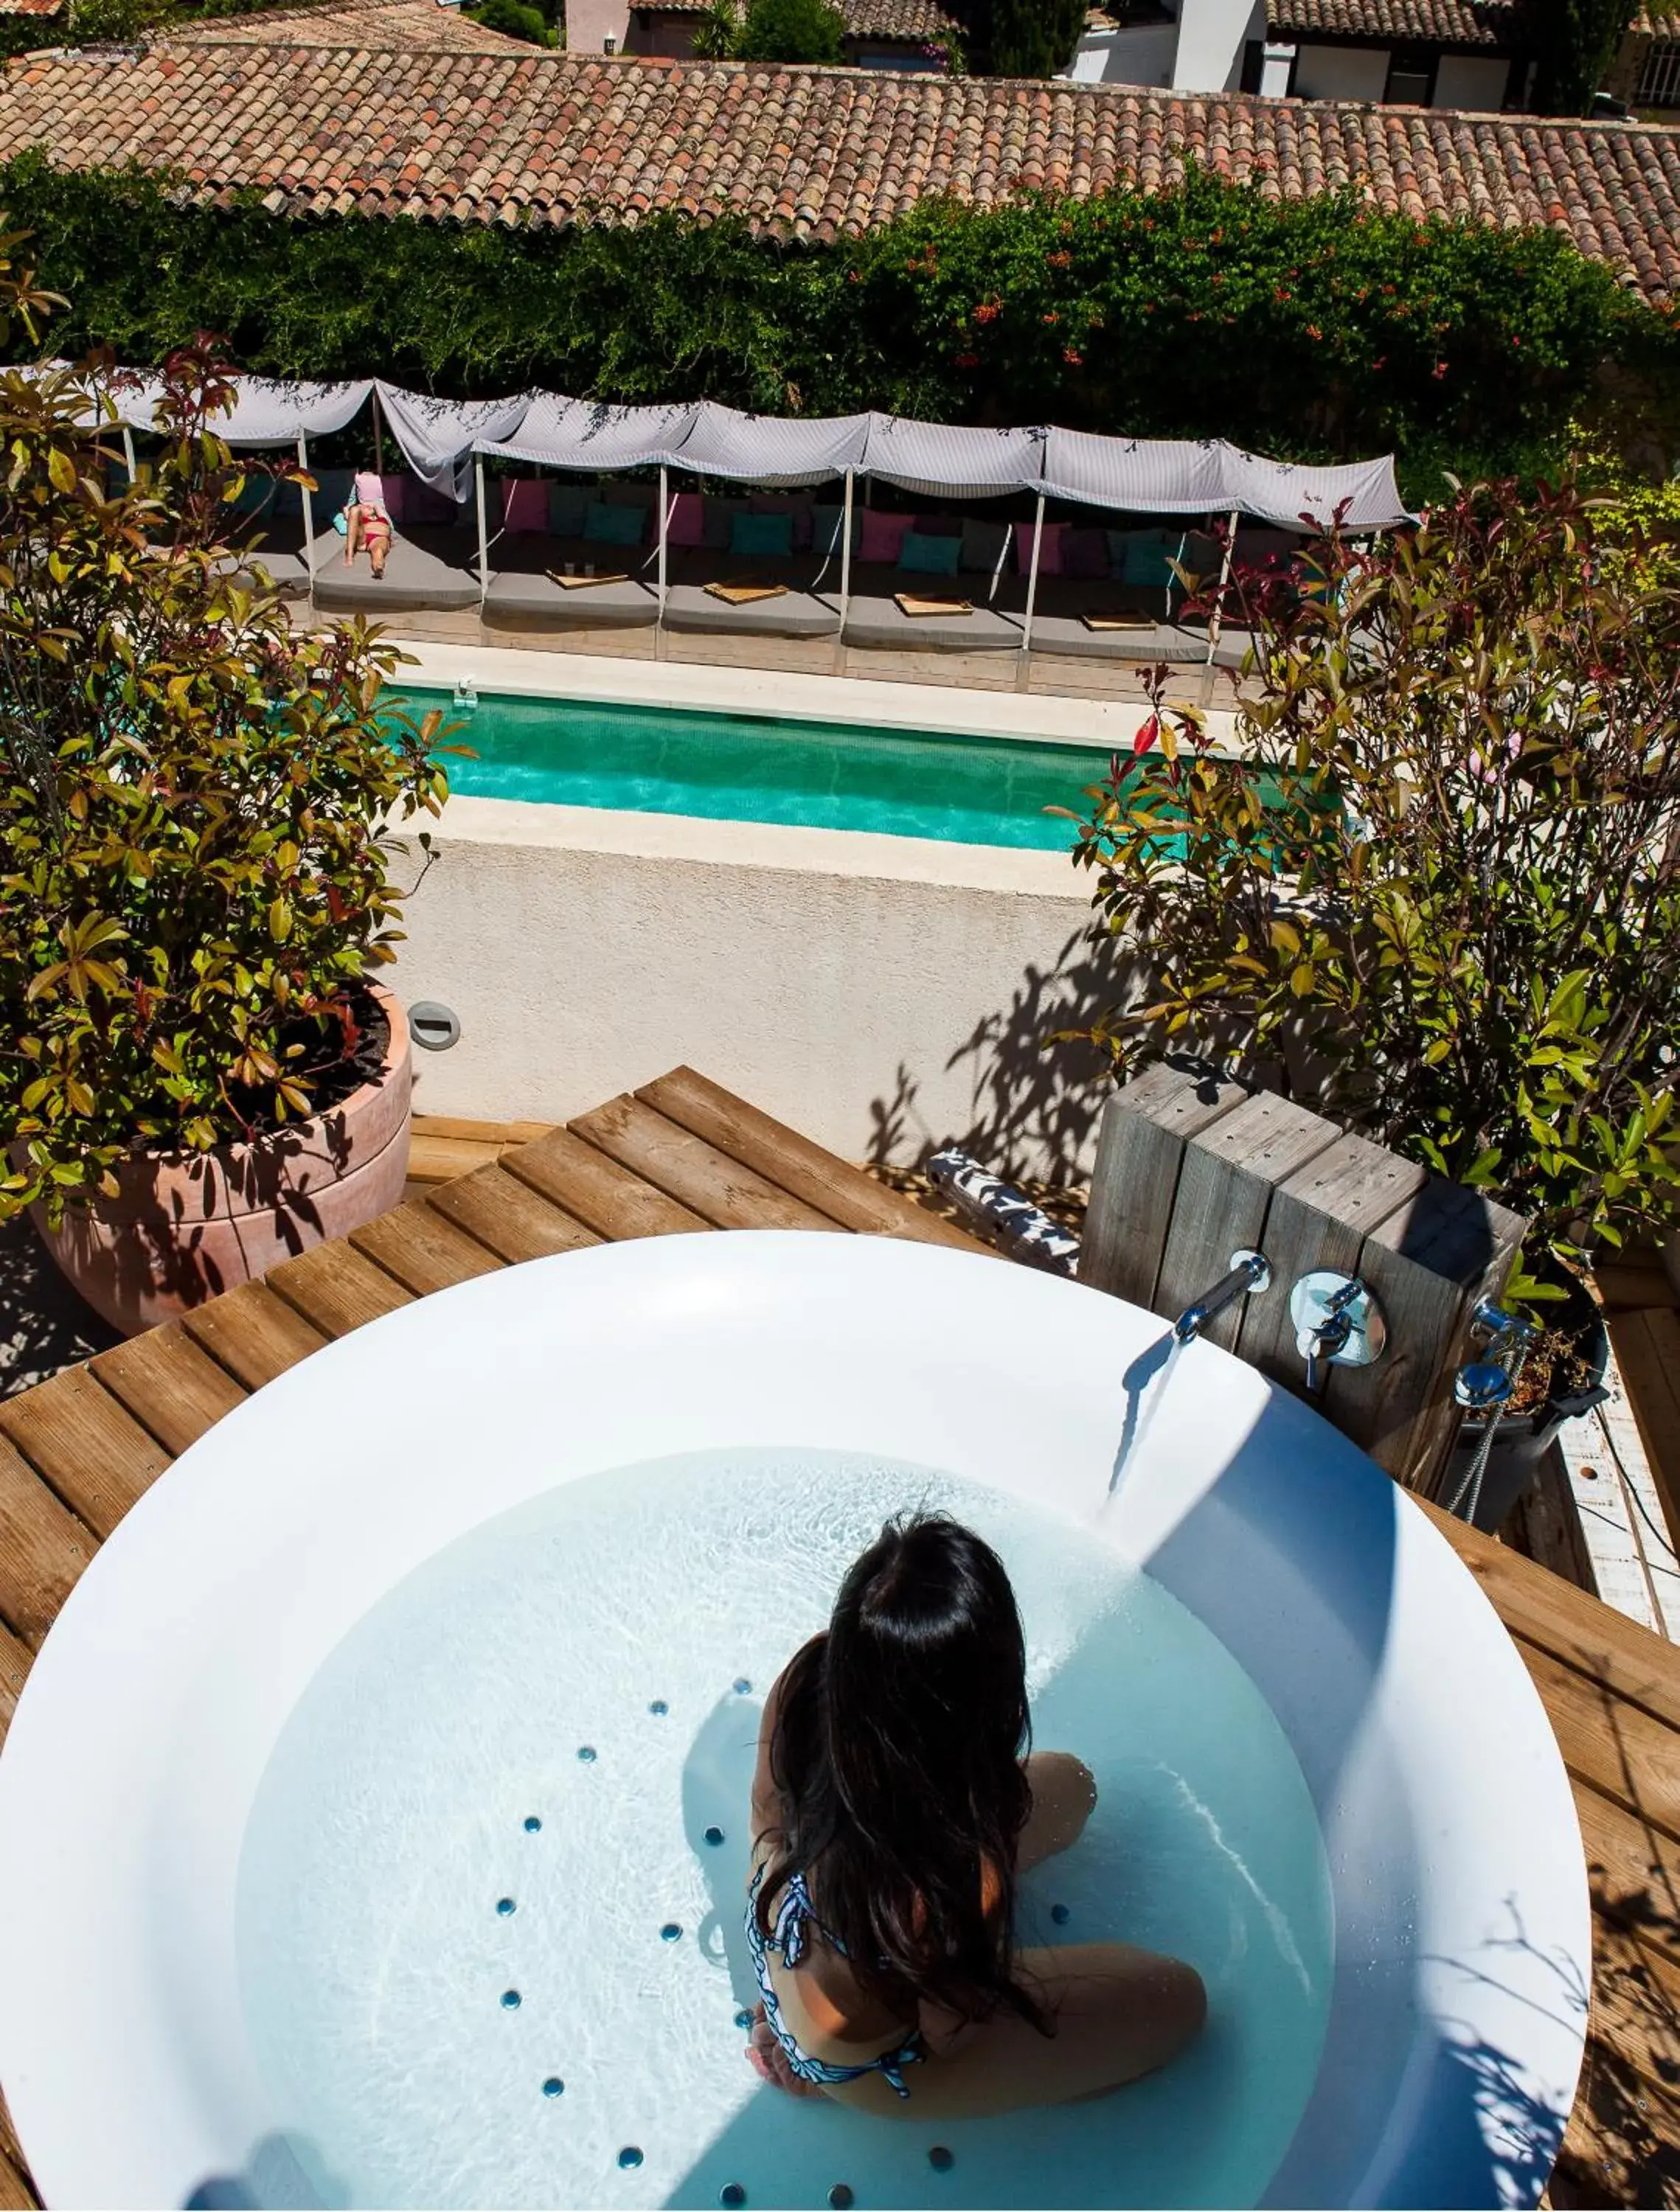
[386,687,1112,850]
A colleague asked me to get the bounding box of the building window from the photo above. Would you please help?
[1384,46,1434,102]
[1638,39,1680,105]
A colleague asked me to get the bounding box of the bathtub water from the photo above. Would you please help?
[0,1231,1590,2210]
[237,1452,1333,2210]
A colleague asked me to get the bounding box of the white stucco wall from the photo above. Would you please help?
[1291,42,1391,99]
[1431,52,1510,108]
[1066,21,1180,86]
[388,796,1117,1180]
[1172,0,1264,91]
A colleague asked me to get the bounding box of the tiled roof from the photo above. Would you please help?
[1,50,1676,298]
[1635,3,1680,31]
[1266,0,1525,44]
[631,0,958,34]
[167,0,531,51]
[0,0,62,16]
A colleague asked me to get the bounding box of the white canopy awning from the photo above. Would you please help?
[1041,431,1409,529]
[69,364,1413,529]
[1039,431,1231,516]
[109,375,375,447]
[858,415,1045,500]
[1216,446,1410,532]
[375,382,530,498]
[676,403,871,487]
[479,394,701,474]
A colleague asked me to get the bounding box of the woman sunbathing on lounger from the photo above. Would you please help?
[344,469,392,579]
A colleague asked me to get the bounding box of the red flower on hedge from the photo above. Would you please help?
[973,299,1001,324]
[1042,311,1060,324]
[954,352,979,369]
[1063,348,1083,366]
[1306,324,1322,341]
[1432,359,1448,378]
[1047,250,1072,269]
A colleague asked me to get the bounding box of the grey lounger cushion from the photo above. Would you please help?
[308,529,482,613]
[662,583,839,639]
[483,569,658,627]
[842,594,1021,653]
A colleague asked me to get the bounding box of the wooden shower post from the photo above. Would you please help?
[1080,1068,1526,1496]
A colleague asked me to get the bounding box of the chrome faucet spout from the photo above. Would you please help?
[1173,1248,1273,1344]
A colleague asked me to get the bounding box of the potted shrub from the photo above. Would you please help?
[0,249,448,1335]
[1062,477,1680,1519]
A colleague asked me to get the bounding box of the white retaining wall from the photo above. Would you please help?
[389,793,1114,1181]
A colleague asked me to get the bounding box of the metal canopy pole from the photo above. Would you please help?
[1018,490,1046,658]
[657,462,669,623]
[475,456,490,607]
[296,431,316,601]
[1206,506,1239,667]
[119,425,137,484]
[839,467,855,628]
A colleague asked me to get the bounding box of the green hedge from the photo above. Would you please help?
[5,154,1675,498]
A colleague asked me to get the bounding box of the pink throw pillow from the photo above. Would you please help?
[501,478,549,534]
[666,491,707,547]
[859,509,914,566]
[1014,520,1066,576]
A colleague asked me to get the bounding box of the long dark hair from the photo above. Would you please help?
[754,1512,1049,2032]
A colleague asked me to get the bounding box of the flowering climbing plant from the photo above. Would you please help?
[1061,479,1680,1286]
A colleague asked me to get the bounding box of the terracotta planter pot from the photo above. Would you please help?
[32,985,412,1338]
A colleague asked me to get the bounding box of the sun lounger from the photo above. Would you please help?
[662,582,839,640]
[841,592,1021,653]
[308,528,482,614]
[1022,614,1210,664]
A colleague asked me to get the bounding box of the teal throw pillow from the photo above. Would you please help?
[548,480,591,538]
[899,530,962,577]
[584,500,646,547]
[730,509,794,559]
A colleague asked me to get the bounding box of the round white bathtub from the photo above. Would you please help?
[0,1233,1589,2208]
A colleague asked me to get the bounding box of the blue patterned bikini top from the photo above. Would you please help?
[745,1865,926,2098]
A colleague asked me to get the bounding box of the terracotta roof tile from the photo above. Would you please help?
[639,0,957,29]
[0,49,1675,297]
[1266,0,1529,45]
[167,0,530,51]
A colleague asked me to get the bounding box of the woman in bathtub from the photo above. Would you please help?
[743,1510,1205,2115]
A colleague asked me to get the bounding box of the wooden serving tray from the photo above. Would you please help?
[896,593,973,617]
[705,580,789,605]
[547,570,631,589]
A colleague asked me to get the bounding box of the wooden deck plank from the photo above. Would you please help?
[1574,1781,1680,1965]
[1605,1308,1680,1557]
[0,1623,32,1753]
[637,1065,990,1253]
[264,1240,414,1341]
[0,1368,170,1543]
[1517,1638,1680,1840]
[180,1281,330,1394]
[571,1093,839,1235]
[0,1437,95,1648]
[350,1201,504,1298]
[1583,1919,1680,2109]
[413,1116,556,1147]
[1417,1494,1680,1733]
[504,1125,707,1242]
[0,2149,34,2212]
[425,1163,600,1265]
[90,1324,249,1461]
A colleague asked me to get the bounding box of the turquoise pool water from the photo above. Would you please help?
[386,687,1110,849]
[237,1449,1333,2209]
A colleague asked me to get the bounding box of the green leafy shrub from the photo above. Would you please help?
[3,160,1672,497]
[466,0,557,43]
[688,0,740,56]
[1063,480,1680,1287]
[959,0,1085,77]
[732,0,842,63]
[0,246,448,1226]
